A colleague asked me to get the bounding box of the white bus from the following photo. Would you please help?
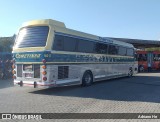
[12,19,137,88]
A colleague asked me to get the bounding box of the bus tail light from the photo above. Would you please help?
[42,65,46,69]
[12,70,16,74]
[42,71,47,75]
[11,59,15,63]
[42,59,46,64]
[13,75,16,79]
[43,77,47,81]
[12,65,16,69]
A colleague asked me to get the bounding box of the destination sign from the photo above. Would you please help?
[15,54,41,59]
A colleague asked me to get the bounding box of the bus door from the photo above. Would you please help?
[137,51,147,72]
[152,52,160,70]
[147,52,153,69]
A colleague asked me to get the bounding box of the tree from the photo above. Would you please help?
[0,35,15,52]
[145,47,160,51]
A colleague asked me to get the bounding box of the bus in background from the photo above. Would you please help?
[137,50,160,72]
[152,51,160,70]
[136,50,147,72]
[12,19,137,88]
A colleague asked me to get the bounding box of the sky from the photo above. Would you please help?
[0,0,160,40]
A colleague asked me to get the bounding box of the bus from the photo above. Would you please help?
[12,19,137,88]
[137,50,160,72]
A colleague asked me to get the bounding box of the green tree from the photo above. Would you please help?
[145,47,160,51]
[0,35,15,52]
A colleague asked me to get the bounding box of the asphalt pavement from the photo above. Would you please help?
[1,73,160,121]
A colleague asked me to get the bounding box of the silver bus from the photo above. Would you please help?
[12,19,137,88]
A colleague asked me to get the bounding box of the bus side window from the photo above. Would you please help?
[127,48,134,56]
[52,35,64,51]
[108,45,118,55]
[95,43,108,54]
[154,54,160,61]
[134,53,138,61]
[118,46,126,56]
[158,54,160,61]
[153,54,157,61]
[63,36,77,52]
[77,39,95,53]
[138,54,147,61]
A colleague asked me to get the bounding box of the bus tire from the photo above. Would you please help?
[128,68,133,77]
[138,65,144,72]
[82,71,93,86]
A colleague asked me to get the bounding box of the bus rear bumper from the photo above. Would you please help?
[14,80,55,88]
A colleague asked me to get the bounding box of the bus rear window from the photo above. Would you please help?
[15,26,49,48]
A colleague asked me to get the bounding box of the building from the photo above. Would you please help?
[106,37,160,49]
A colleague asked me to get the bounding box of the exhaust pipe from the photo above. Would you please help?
[18,81,23,87]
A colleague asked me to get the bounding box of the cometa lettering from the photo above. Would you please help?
[15,54,41,59]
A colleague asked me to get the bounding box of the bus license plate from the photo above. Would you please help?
[25,73,33,78]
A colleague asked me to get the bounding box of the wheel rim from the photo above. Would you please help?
[84,74,92,84]
[140,66,144,72]
[128,70,133,76]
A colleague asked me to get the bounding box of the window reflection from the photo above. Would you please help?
[153,54,160,61]
[138,54,147,61]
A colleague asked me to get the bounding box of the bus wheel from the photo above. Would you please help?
[138,66,144,72]
[128,69,133,77]
[82,71,93,86]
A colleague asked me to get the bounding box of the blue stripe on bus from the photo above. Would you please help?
[13,51,135,63]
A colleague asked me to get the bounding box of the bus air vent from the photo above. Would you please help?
[58,66,69,79]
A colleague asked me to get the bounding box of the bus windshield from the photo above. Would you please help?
[138,54,147,61]
[153,54,160,61]
[14,26,49,48]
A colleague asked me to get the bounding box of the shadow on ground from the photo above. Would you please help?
[30,74,160,103]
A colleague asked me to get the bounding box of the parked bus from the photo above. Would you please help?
[137,50,160,72]
[12,19,137,88]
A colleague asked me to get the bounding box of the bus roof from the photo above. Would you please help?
[21,19,133,48]
[22,19,66,28]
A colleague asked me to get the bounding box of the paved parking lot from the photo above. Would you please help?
[1,73,160,121]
